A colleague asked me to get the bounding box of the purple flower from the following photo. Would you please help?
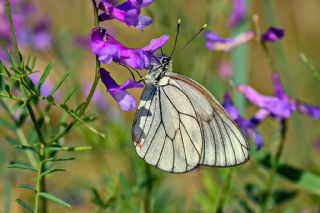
[229,0,246,27]
[99,68,143,110]
[205,31,254,52]
[238,71,320,121]
[223,91,264,149]
[0,0,51,62]
[262,27,285,42]
[98,0,154,30]
[91,27,169,69]
[217,60,233,80]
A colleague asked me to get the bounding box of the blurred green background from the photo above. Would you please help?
[1,0,320,212]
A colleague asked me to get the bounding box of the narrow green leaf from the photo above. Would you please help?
[14,145,38,154]
[17,184,35,191]
[37,62,54,90]
[44,157,76,162]
[48,72,70,96]
[0,117,14,129]
[0,60,4,91]
[7,162,37,171]
[16,199,34,213]
[31,56,37,70]
[41,169,66,176]
[8,50,17,72]
[48,145,92,152]
[63,84,80,104]
[39,192,71,208]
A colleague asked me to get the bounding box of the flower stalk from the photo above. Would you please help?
[259,119,287,212]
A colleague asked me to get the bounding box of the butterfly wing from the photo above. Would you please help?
[132,72,250,173]
[165,72,250,167]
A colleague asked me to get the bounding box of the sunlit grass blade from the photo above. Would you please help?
[17,183,35,191]
[0,61,4,91]
[16,199,34,213]
[63,84,80,104]
[37,62,54,90]
[7,162,37,171]
[300,53,320,80]
[48,145,92,152]
[39,192,71,208]
[48,71,70,96]
[41,169,67,176]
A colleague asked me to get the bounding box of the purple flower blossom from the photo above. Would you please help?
[205,31,254,52]
[229,0,246,27]
[223,91,264,149]
[0,0,51,62]
[99,68,143,110]
[262,27,285,42]
[238,71,320,120]
[91,27,169,69]
[98,0,154,30]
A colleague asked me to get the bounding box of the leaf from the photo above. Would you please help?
[63,84,80,104]
[48,72,70,96]
[48,145,92,152]
[8,50,17,72]
[39,192,71,208]
[0,117,15,130]
[44,157,76,162]
[37,62,54,90]
[15,145,39,154]
[0,60,4,91]
[16,199,34,213]
[259,155,320,196]
[17,184,35,191]
[41,169,67,176]
[7,162,37,171]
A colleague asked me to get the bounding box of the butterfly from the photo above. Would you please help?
[132,54,250,173]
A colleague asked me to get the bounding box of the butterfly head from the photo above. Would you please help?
[143,54,173,85]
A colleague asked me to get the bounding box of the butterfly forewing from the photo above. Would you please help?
[132,72,250,173]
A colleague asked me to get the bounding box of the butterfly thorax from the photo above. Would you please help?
[144,55,173,85]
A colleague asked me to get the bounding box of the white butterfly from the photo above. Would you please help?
[132,55,250,173]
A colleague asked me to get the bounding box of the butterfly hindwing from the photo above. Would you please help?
[132,72,250,173]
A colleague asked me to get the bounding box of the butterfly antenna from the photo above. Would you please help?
[174,23,207,56]
[160,47,164,56]
[169,19,181,58]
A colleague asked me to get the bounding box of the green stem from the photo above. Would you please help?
[215,168,234,213]
[34,145,45,213]
[0,99,37,168]
[47,0,101,144]
[4,0,22,68]
[26,103,46,144]
[259,119,287,213]
[144,165,153,213]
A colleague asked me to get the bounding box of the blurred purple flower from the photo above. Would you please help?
[0,0,51,62]
[98,0,154,30]
[229,0,246,27]
[99,68,143,110]
[223,91,264,149]
[28,72,57,98]
[205,31,254,52]
[217,60,233,80]
[91,27,169,69]
[238,71,320,120]
[262,27,285,42]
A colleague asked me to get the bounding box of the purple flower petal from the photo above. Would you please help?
[272,71,289,100]
[205,31,254,52]
[99,68,143,110]
[262,27,285,42]
[98,0,153,30]
[229,0,246,27]
[91,27,169,69]
[296,100,320,118]
[238,84,295,119]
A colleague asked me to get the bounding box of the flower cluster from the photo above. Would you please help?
[91,0,169,110]
[238,71,320,120]
[205,27,284,52]
[0,0,51,62]
[223,91,264,149]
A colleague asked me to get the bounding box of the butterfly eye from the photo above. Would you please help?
[161,57,169,65]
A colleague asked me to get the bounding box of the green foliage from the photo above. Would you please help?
[39,192,71,208]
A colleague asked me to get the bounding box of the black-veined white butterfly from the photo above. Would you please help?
[132,22,250,173]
